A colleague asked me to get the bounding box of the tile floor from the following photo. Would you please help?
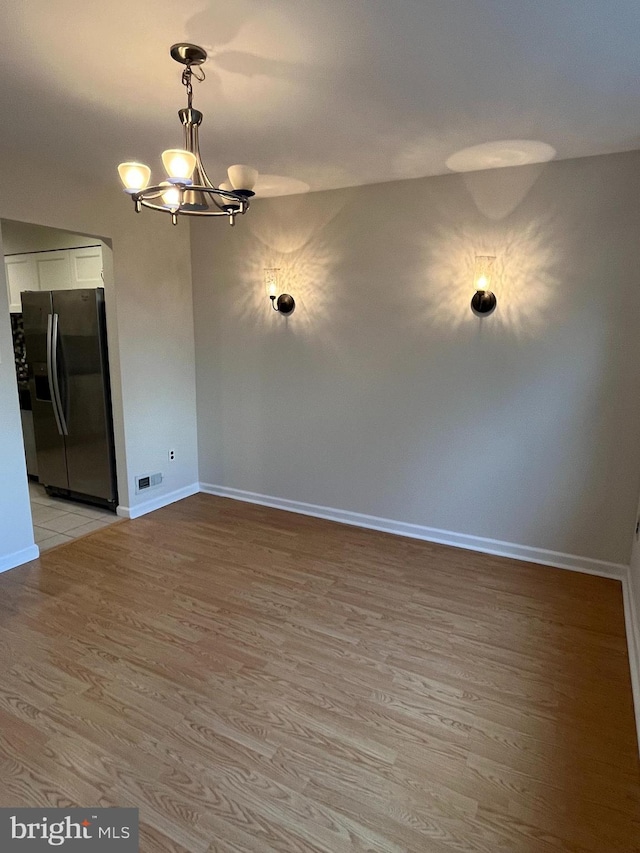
[29,481,120,552]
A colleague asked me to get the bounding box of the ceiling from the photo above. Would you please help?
[1,0,639,197]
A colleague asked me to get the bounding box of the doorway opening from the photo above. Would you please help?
[2,219,121,553]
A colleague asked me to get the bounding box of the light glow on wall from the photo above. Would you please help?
[416,219,561,337]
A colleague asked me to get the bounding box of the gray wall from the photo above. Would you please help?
[0,227,34,565]
[0,148,198,569]
[192,150,640,566]
[628,493,640,738]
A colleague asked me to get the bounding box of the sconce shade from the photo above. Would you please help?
[473,255,495,291]
[264,268,280,298]
[162,149,197,181]
[118,162,151,192]
[228,164,258,192]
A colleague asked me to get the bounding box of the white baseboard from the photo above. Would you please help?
[117,483,200,520]
[622,568,640,757]
[199,483,626,579]
[0,544,40,574]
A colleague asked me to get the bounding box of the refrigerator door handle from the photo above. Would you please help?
[46,313,64,436]
[49,313,69,436]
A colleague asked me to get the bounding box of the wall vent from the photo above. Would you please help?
[135,472,163,493]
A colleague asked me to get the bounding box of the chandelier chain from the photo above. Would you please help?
[181,64,205,110]
[181,67,193,109]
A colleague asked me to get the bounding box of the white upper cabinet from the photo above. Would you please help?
[5,245,103,312]
[6,254,36,313]
[70,246,103,287]
[35,250,72,291]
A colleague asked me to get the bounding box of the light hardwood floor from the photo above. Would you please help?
[0,493,639,852]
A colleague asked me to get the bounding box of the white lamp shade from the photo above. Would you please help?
[264,268,280,298]
[227,164,258,192]
[160,181,181,210]
[218,181,239,208]
[117,162,151,191]
[162,149,196,181]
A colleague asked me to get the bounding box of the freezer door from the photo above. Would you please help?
[22,291,69,489]
[52,288,116,502]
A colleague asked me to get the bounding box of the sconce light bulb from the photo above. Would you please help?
[476,274,488,290]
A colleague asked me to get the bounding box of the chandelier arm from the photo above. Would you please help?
[133,186,166,201]
[174,208,235,217]
[193,152,216,190]
[179,109,217,191]
[134,185,247,203]
[137,198,229,217]
[135,193,242,218]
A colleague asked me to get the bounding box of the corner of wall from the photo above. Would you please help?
[623,563,640,757]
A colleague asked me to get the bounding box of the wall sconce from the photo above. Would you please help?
[265,268,295,315]
[471,255,497,316]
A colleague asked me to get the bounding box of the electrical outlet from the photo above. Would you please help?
[168,449,175,461]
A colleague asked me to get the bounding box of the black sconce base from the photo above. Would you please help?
[274,293,295,315]
[471,290,497,317]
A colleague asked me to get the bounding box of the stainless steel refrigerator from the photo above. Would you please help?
[22,288,118,509]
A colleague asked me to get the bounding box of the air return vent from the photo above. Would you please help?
[135,472,163,493]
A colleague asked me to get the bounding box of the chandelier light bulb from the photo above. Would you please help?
[162,149,197,182]
[160,181,181,210]
[217,181,240,210]
[117,162,151,193]
[227,164,258,192]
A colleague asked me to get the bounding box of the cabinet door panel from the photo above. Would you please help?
[5,254,37,312]
[70,246,103,287]
[36,250,71,291]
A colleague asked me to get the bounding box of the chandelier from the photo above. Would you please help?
[117,43,257,226]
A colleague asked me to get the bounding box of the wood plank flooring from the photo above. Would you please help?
[0,493,638,852]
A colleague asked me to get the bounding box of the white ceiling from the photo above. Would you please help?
[1,0,639,197]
